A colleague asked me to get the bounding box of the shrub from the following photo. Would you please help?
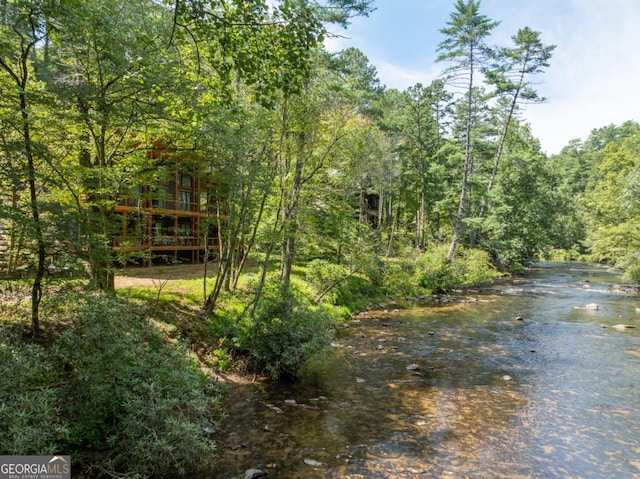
[381,262,418,298]
[306,259,382,308]
[0,329,69,455]
[306,259,351,304]
[57,294,220,477]
[413,245,452,292]
[457,248,499,286]
[620,252,640,284]
[413,245,497,292]
[242,277,334,379]
[0,292,221,477]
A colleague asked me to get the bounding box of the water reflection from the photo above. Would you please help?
[210,263,640,478]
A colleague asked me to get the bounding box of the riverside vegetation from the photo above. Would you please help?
[2,0,640,477]
[0,247,497,477]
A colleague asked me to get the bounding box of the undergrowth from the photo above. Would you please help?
[0,293,221,478]
[0,245,500,476]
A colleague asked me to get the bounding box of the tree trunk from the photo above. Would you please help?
[20,89,46,335]
[448,50,475,261]
[281,130,305,288]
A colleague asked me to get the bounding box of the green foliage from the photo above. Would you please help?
[413,245,497,292]
[57,294,219,476]
[0,330,69,455]
[0,294,220,478]
[579,125,640,282]
[305,258,383,311]
[242,276,334,379]
[482,149,565,268]
[381,262,419,299]
[413,245,452,292]
[619,251,640,284]
[306,259,350,304]
[454,247,499,285]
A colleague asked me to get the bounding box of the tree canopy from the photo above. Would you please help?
[1,0,638,336]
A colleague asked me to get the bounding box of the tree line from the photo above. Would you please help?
[1,0,638,337]
[2,1,639,475]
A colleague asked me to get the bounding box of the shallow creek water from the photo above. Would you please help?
[209,263,640,478]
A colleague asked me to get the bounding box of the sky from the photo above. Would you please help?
[324,0,640,155]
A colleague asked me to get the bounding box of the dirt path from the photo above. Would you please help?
[115,263,211,289]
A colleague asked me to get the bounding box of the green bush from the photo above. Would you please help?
[1,292,222,477]
[381,262,419,298]
[306,259,351,304]
[242,277,334,379]
[620,252,640,284]
[413,245,452,292]
[0,330,69,455]
[457,248,499,285]
[57,294,220,477]
[306,259,382,308]
[413,245,497,292]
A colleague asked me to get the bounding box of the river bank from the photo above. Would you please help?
[208,262,640,478]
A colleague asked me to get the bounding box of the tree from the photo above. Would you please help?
[45,0,177,290]
[436,0,499,260]
[550,121,640,257]
[581,125,640,281]
[484,26,554,197]
[41,0,370,292]
[0,0,51,334]
[202,100,278,312]
[396,81,454,250]
[277,84,356,287]
[481,125,564,266]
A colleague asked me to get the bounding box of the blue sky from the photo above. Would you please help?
[324,0,640,155]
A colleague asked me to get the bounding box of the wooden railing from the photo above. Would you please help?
[112,235,219,251]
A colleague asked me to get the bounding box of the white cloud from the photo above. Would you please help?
[323,32,351,54]
[524,0,640,153]
[324,0,640,154]
[374,62,442,90]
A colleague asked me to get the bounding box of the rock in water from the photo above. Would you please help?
[304,458,327,467]
[243,469,265,479]
[585,303,599,310]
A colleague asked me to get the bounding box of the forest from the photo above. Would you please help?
[1,0,639,477]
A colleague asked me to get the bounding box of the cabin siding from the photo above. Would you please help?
[113,169,221,265]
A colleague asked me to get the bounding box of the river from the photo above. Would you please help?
[210,262,640,478]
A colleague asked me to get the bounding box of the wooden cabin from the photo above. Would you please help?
[112,142,222,266]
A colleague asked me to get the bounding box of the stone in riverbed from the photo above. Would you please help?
[243,469,265,479]
[304,458,327,467]
[574,303,600,310]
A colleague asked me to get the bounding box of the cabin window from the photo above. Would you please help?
[152,187,169,208]
[178,191,192,211]
[180,174,192,187]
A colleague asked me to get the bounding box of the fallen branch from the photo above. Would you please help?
[313,268,361,304]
